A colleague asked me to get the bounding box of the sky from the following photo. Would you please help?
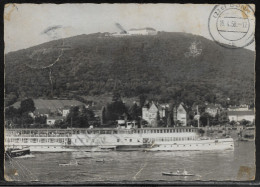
[4,4,255,53]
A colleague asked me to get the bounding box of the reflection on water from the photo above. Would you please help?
[5,141,255,182]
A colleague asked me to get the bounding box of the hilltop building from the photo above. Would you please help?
[111,27,157,37]
[128,28,157,35]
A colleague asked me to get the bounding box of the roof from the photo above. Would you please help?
[227,110,254,116]
[12,99,85,112]
[129,27,156,31]
[47,116,64,120]
[34,108,50,114]
[206,104,218,109]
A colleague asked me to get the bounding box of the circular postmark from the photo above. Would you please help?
[208,4,255,48]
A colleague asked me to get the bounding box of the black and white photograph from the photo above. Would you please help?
[4,3,256,182]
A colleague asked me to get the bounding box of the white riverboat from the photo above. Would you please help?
[5,127,234,152]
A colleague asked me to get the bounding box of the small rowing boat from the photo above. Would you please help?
[162,170,194,176]
[59,160,79,166]
[96,159,105,162]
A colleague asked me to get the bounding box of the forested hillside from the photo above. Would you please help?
[5,32,255,107]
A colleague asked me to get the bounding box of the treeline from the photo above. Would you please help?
[5,98,45,128]
[5,32,254,107]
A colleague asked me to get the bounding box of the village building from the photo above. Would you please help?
[62,106,70,117]
[142,102,166,127]
[46,116,64,126]
[205,104,219,117]
[228,105,250,111]
[29,108,50,118]
[227,110,255,122]
[173,103,188,126]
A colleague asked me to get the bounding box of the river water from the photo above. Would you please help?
[5,141,255,182]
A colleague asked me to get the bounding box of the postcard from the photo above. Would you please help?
[4,3,255,183]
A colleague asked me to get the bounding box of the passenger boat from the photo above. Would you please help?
[5,127,234,152]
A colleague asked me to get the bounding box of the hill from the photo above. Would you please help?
[5,32,255,107]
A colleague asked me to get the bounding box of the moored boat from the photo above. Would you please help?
[5,127,234,152]
[5,146,31,158]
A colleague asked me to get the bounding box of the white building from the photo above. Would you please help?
[175,103,188,126]
[46,116,64,126]
[128,28,157,35]
[228,105,250,111]
[62,107,70,117]
[227,110,255,122]
[111,27,157,37]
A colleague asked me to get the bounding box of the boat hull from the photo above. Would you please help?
[5,147,31,158]
[146,138,234,151]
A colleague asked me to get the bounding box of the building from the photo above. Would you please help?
[111,27,157,37]
[142,102,166,127]
[128,28,157,35]
[173,103,188,126]
[228,105,250,111]
[227,110,255,122]
[31,108,50,118]
[205,104,219,117]
[46,116,64,126]
[62,107,70,117]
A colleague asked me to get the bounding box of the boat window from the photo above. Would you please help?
[130,139,132,142]
[160,130,163,133]
[117,139,120,142]
[157,130,159,133]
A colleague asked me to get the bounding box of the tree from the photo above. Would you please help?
[139,94,147,107]
[35,116,47,124]
[105,100,127,121]
[240,119,250,126]
[112,92,121,102]
[128,103,141,121]
[5,106,18,119]
[20,98,36,114]
[200,112,213,126]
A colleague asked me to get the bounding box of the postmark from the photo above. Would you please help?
[208,4,255,48]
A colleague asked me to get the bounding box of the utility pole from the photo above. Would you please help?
[197,105,200,128]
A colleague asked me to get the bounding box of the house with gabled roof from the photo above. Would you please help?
[142,102,166,127]
[173,102,188,126]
